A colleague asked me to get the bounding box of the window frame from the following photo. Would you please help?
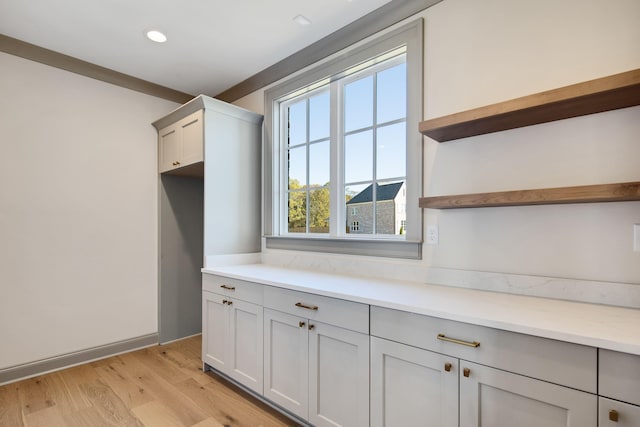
[264,19,423,259]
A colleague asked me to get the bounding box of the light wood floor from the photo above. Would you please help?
[0,335,299,427]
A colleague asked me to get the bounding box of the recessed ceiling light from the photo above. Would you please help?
[293,15,312,26]
[146,30,167,43]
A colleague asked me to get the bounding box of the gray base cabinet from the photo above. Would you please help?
[202,276,263,394]
[202,273,640,427]
[370,306,598,427]
[263,286,370,427]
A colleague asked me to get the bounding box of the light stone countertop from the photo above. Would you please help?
[202,263,640,356]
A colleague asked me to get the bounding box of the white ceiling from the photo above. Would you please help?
[0,0,393,97]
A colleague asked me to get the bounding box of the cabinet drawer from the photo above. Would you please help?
[599,397,640,427]
[600,349,640,406]
[370,306,596,393]
[202,274,263,305]
[264,286,369,334]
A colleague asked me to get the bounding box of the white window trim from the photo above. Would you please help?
[264,19,423,259]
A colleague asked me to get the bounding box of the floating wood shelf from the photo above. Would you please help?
[419,182,640,209]
[419,69,640,142]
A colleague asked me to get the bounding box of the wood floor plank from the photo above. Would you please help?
[174,375,298,427]
[131,400,185,427]
[16,376,56,416]
[0,383,24,427]
[191,418,225,427]
[79,378,143,426]
[115,352,210,426]
[92,356,155,409]
[61,406,113,427]
[22,405,66,427]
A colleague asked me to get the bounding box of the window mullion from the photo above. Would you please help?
[372,73,378,235]
[305,98,310,233]
[329,81,341,238]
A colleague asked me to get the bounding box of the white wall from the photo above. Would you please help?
[235,0,640,296]
[0,52,178,369]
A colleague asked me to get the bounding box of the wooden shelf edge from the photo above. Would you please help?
[419,182,640,209]
[419,69,640,142]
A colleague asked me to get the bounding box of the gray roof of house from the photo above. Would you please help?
[346,182,404,204]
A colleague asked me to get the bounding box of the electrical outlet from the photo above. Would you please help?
[426,225,439,245]
[634,224,640,252]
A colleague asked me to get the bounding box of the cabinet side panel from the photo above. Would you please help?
[203,110,262,256]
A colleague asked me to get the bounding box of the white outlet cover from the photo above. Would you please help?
[426,225,439,245]
[634,224,640,252]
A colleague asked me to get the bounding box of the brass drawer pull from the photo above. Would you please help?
[220,285,236,291]
[295,302,318,311]
[437,334,480,348]
[609,410,619,422]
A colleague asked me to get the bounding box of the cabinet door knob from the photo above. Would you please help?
[463,367,471,378]
[175,161,181,165]
[308,324,315,331]
[227,300,232,306]
[444,362,452,372]
[299,321,306,328]
[222,299,228,305]
[609,410,619,422]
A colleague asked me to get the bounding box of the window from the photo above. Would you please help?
[264,20,423,259]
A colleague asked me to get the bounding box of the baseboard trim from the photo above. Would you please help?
[0,333,158,386]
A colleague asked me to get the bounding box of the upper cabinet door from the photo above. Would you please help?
[459,361,597,427]
[179,110,204,167]
[158,124,179,173]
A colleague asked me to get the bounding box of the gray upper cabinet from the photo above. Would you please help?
[158,109,204,175]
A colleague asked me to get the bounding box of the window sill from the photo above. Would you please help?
[265,236,422,260]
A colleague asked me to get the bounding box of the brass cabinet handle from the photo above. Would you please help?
[463,367,471,378]
[444,362,452,372]
[308,324,315,331]
[220,285,236,291]
[299,321,306,328]
[437,334,480,348]
[295,302,319,311]
[609,410,619,422]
